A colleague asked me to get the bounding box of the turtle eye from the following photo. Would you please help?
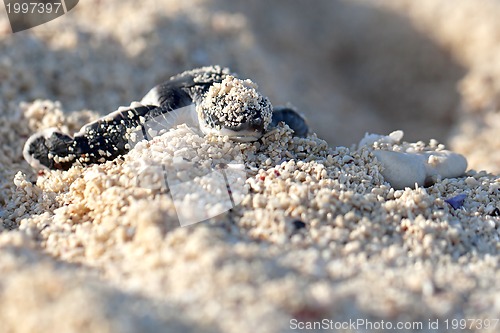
[203,110,217,128]
[250,115,265,130]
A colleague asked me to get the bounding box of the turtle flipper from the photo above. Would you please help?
[24,76,203,171]
[71,104,174,167]
[271,107,309,137]
[24,104,170,170]
[23,128,77,170]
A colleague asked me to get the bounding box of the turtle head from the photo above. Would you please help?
[197,76,272,142]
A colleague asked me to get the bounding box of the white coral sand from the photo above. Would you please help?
[1,1,500,332]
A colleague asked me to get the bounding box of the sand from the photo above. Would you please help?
[1,1,499,332]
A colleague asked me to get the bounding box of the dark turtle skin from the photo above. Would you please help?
[23,66,309,170]
[270,106,308,137]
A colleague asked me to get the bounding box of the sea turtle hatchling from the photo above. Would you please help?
[23,65,309,170]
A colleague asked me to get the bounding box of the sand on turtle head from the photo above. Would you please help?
[197,76,273,135]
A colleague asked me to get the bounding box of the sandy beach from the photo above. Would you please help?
[1,1,499,332]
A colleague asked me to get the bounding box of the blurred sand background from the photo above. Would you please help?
[0,0,499,332]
